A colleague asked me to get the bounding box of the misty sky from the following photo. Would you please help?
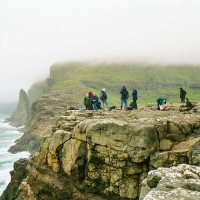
[0,0,200,103]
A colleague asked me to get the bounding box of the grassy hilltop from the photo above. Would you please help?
[30,61,200,108]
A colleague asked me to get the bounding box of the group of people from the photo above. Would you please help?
[84,89,110,110]
[178,87,194,111]
[82,86,193,112]
[120,86,138,110]
[157,87,194,111]
[83,86,138,111]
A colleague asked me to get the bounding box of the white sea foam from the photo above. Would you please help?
[0,114,30,195]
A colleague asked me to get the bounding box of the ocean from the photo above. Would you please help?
[0,113,30,195]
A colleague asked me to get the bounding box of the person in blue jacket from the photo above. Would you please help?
[120,86,129,110]
[92,92,99,110]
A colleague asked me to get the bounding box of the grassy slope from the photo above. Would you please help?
[48,62,200,108]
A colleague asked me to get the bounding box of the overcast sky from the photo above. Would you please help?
[0,0,200,103]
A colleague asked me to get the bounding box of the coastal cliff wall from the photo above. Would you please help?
[8,91,81,153]
[2,106,200,200]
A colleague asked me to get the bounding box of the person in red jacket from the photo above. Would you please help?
[87,91,94,110]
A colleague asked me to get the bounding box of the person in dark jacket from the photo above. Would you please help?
[180,87,187,103]
[120,86,129,110]
[127,101,136,110]
[131,87,138,109]
[179,98,193,111]
[84,93,90,110]
[66,105,77,110]
[157,97,166,110]
[100,88,110,110]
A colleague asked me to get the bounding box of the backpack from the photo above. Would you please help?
[100,92,104,100]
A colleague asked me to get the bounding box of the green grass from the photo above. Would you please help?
[30,61,200,108]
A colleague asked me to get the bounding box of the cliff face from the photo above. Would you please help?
[2,105,200,200]
[8,89,30,127]
[9,91,82,153]
[28,80,49,105]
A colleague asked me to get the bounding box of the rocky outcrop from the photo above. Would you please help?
[8,89,30,127]
[9,91,82,153]
[140,164,200,200]
[2,104,200,200]
[0,159,29,200]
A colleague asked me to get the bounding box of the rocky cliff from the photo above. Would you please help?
[8,89,30,127]
[9,90,82,153]
[2,104,200,200]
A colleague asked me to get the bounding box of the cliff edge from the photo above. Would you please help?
[2,105,200,199]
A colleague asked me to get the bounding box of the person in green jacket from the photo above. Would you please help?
[157,97,166,110]
[84,93,90,110]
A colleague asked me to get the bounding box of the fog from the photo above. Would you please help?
[0,0,200,103]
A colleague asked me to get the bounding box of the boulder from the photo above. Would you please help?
[140,164,200,200]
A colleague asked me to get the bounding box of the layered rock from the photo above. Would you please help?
[8,89,30,127]
[2,105,200,200]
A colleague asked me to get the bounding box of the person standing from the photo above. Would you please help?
[92,92,99,110]
[180,87,187,103]
[84,93,90,110]
[88,91,94,110]
[120,86,129,110]
[131,87,138,109]
[100,88,110,110]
